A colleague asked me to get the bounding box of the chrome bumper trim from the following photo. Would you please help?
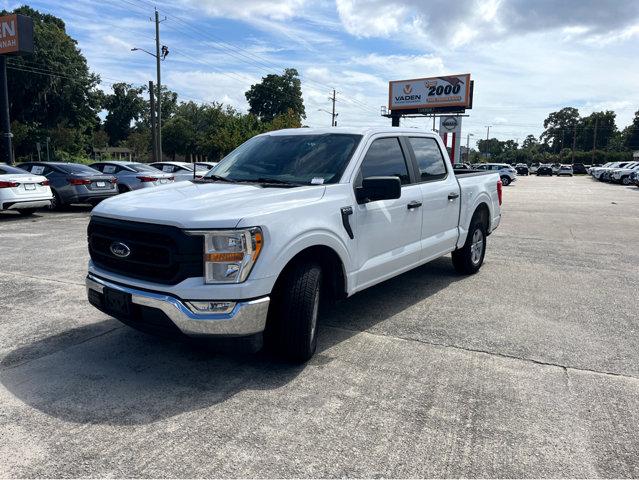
[86,274,269,337]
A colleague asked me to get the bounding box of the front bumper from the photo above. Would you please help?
[86,273,270,337]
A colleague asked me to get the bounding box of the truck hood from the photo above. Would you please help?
[91,180,326,228]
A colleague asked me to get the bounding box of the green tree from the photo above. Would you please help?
[103,83,146,146]
[541,107,580,153]
[162,115,196,160]
[522,134,539,151]
[578,111,617,151]
[623,110,639,151]
[2,6,102,157]
[477,138,503,158]
[245,68,305,123]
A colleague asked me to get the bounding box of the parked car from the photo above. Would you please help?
[0,163,52,215]
[631,171,639,186]
[515,163,529,175]
[537,164,553,176]
[195,162,218,171]
[86,127,502,362]
[591,162,631,180]
[610,162,639,185]
[149,161,210,182]
[572,163,587,174]
[529,162,540,174]
[453,163,471,170]
[17,162,118,210]
[551,163,561,174]
[475,163,517,186]
[89,161,174,193]
[557,165,573,176]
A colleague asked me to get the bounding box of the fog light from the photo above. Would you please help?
[186,301,236,314]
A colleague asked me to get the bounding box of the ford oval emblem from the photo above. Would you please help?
[110,241,131,258]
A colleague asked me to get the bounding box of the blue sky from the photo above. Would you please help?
[6,0,639,148]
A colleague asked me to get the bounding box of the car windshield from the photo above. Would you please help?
[0,164,28,175]
[59,163,100,174]
[207,133,362,185]
[128,163,160,173]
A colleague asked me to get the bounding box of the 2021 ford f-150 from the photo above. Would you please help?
[86,127,502,361]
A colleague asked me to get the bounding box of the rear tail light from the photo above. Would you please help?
[0,181,19,188]
[137,176,158,182]
[497,179,503,206]
[40,180,50,186]
[68,178,91,185]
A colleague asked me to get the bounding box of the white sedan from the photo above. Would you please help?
[0,163,53,215]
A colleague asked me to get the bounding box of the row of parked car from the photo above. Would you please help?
[588,161,639,186]
[0,160,217,215]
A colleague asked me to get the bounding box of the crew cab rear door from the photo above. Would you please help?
[353,136,423,290]
[404,135,460,260]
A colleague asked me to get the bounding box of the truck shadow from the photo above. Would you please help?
[0,257,462,426]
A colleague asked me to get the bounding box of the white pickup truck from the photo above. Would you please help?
[86,127,502,361]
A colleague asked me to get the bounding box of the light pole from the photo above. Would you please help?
[466,133,474,162]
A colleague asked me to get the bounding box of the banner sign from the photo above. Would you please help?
[389,74,472,111]
[0,14,34,55]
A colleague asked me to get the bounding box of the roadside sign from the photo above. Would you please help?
[0,14,34,55]
[389,74,472,111]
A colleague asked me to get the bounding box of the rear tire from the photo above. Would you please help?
[18,208,37,216]
[500,176,510,186]
[118,184,131,194]
[452,217,487,275]
[48,191,63,211]
[267,260,322,363]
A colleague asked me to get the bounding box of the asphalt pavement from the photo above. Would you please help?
[1,176,638,477]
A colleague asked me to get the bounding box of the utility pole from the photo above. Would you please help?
[154,9,163,162]
[485,125,491,140]
[46,136,50,161]
[592,117,598,164]
[330,89,337,126]
[149,80,157,163]
[570,123,577,165]
[0,56,13,164]
[466,132,474,162]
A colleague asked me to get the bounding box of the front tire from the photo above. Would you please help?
[500,176,510,186]
[452,219,486,275]
[267,261,322,363]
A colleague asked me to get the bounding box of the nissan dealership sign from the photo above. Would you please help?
[389,74,472,111]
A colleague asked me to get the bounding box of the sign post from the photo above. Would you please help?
[0,14,34,164]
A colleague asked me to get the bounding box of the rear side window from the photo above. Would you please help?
[59,164,99,174]
[129,164,158,172]
[360,137,410,185]
[408,137,447,180]
[102,164,119,174]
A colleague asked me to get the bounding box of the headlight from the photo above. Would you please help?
[188,228,263,284]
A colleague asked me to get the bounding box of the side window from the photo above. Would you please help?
[359,137,410,185]
[31,165,46,175]
[161,165,174,173]
[408,137,447,181]
[102,164,118,174]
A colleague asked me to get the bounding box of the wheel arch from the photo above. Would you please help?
[271,244,348,302]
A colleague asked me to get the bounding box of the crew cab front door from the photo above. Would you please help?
[353,136,423,291]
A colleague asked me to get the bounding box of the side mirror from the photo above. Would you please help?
[356,176,401,204]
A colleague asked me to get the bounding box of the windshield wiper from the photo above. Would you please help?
[194,175,235,183]
[236,177,305,187]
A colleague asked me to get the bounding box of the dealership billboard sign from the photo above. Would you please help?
[0,14,34,55]
[389,74,472,111]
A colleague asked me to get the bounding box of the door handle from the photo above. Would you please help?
[407,201,422,210]
[448,192,460,200]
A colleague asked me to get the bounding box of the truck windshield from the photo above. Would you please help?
[207,133,362,185]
